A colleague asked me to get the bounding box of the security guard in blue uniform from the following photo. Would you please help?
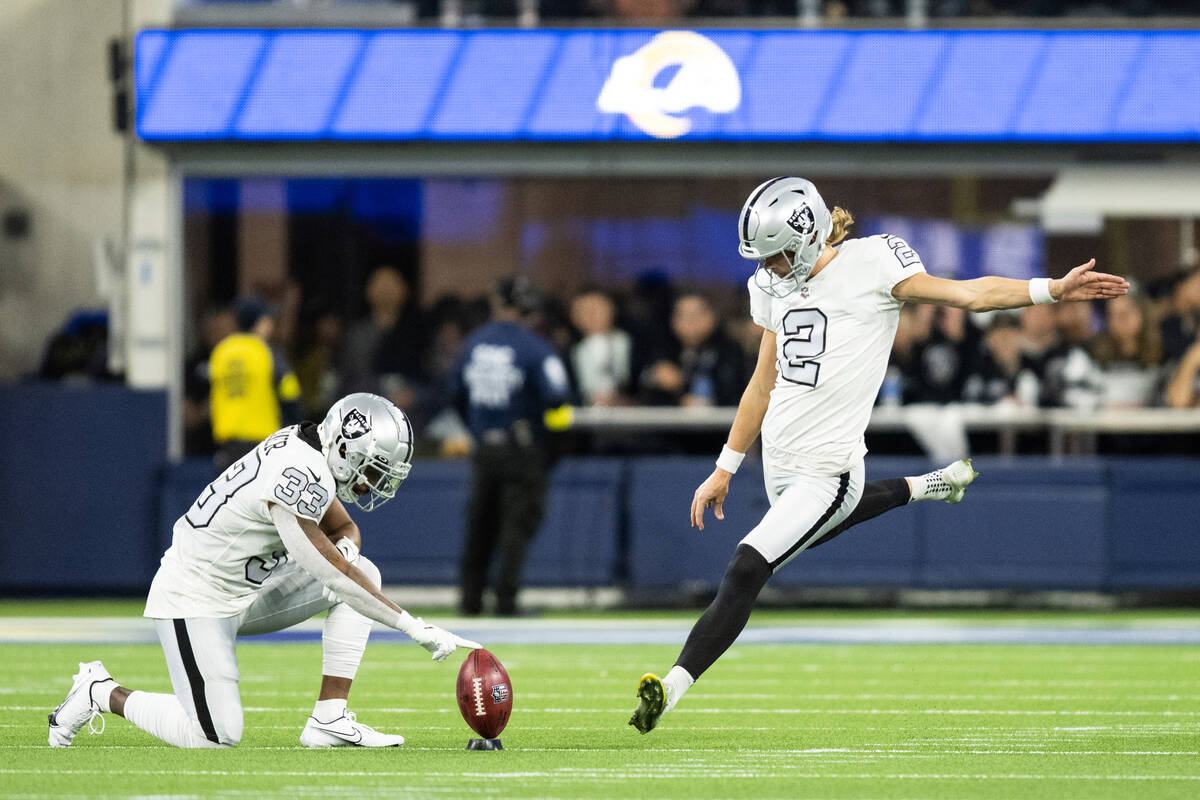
[452,277,572,616]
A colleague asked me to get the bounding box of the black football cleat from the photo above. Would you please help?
[628,673,665,734]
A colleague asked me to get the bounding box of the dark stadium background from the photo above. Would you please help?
[2,0,1198,604]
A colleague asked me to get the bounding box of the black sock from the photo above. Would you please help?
[808,478,910,550]
[675,544,772,680]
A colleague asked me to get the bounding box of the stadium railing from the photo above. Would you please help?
[4,384,1199,595]
[571,405,1200,456]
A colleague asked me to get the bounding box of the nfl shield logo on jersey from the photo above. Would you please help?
[787,205,815,236]
[341,409,370,439]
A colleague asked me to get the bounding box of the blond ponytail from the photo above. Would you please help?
[826,206,854,247]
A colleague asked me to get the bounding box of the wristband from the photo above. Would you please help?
[1029,278,1056,305]
[715,445,745,475]
[334,537,360,563]
[394,609,418,635]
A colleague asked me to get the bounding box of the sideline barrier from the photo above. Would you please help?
[0,385,167,592]
[572,404,1200,457]
[2,387,1198,594]
[157,456,624,588]
[60,453,1200,594]
[626,458,1119,591]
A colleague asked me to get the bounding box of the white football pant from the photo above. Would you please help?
[125,556,381,748]
[741,460,865,571]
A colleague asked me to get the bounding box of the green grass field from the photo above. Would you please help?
[3,605,1199,799]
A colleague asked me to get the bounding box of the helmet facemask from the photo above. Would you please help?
[342,443,411,512]
[752,232,826,299]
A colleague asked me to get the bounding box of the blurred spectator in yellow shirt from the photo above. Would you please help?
[208,296,301,473]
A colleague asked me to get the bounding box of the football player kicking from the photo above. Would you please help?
[630,177,1129,734]
[49,392,480,749]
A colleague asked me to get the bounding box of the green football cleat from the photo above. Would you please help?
[941,458,979,504]
[628,673,665,734]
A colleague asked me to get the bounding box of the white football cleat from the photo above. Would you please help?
[940,458,979,504]
[48,661,113,747]
[300,711,404,748]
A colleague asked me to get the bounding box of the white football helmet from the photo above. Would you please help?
[737,177,832,297]
[319,393,414,512]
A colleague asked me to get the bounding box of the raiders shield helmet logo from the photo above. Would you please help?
[787,205,815,236]
[341,408,370,440]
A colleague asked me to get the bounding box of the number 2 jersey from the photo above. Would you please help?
[750,235,926,476]
[144,423,336,619]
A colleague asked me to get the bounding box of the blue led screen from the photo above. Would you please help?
[136,28,1200,143]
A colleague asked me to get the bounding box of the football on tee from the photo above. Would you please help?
[456,648,513,739]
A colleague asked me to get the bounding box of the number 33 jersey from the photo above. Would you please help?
[749,235,926,476]
[145,423,337,618]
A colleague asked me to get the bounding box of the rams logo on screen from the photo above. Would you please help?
[597,31,741,140]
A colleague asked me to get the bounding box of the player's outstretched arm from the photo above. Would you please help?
[892,259,1129,312]
[691,329,776,531]
[269,504,481,660]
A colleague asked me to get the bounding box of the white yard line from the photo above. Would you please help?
[18,722,1194,732]
[6,744,1198,755]
[25,687,1178,702]
[1,768,1198,781]
[4,616,1200,645]
[6,704,1200,715]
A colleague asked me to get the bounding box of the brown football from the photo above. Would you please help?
[456,648,513,739]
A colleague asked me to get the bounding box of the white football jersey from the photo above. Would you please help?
[145,423,337,619]
[749,235,926,476]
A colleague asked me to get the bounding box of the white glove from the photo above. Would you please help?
[408,617,483,662]
[322,538,361,604]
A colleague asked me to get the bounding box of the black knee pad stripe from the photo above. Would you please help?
[769,472,851,570]
[173,619,220,745]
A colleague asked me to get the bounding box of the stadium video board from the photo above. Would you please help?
[136,28,1200,143]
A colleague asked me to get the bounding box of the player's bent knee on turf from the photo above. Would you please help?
[49,394,481,749]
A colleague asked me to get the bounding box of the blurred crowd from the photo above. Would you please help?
[170,264,1200,454]
[178,266,755,455]
[246,0,1199,21]
[34,262,1200,456]
[585,0,1193,19]
[885,267,1200,413]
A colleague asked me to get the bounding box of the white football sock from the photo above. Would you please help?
[906,469,953,502]
[123,691,228,749]
[312,698,348,722]
[321,600,373,680]
[662,665,695,713]
[90,678,116,713]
